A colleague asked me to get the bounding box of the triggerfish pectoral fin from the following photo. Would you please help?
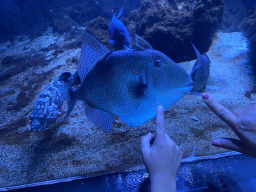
[133,75,147,98]
[84,103,115,132]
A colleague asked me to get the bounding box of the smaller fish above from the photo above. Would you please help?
[190,43,211,93]
[108,7,131,51]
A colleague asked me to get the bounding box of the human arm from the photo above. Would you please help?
[141,106,182,192]
[202,93,256,157]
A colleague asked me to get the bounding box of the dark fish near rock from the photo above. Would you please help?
[30,33,192,132]
[190,43,211,93]
[108,7,131,51]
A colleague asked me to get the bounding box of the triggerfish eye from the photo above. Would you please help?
[154,60,162,67]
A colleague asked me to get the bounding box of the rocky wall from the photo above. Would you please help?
[0,0,140,42]
[126,0,226,62]
[242,6,256,74]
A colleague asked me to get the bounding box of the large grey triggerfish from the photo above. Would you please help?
[30,33,193,132]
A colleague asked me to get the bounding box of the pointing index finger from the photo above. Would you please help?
[155,106,166,142]
[202,93,239,132]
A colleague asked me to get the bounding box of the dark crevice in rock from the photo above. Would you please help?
[7,65,62,111]
[0,55,49,82]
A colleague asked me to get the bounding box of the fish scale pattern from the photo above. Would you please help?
[74,47,191,127]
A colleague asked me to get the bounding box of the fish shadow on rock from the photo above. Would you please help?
[107,130,131,145]
[0,117,30,145]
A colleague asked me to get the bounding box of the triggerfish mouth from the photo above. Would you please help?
[30,31,193,132]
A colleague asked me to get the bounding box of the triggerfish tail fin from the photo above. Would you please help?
[30,72,78,131]
[65,89,76,118]
[182,145,197,162]
[55,72,78,118]
[84,103,115,132]
[189,145,196,159]
[65,71,81,87]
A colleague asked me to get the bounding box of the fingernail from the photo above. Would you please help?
[212,141,221,146]
[202,93,209,100]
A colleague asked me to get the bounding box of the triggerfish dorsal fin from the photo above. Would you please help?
[78,32,110,80]
[189,42,202,75]
[134,34,153,50]
[191,42,201,58]
[58,71,81,88]
[116,7,124,18]
[189,42,211,93]
[65,71,81,87]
